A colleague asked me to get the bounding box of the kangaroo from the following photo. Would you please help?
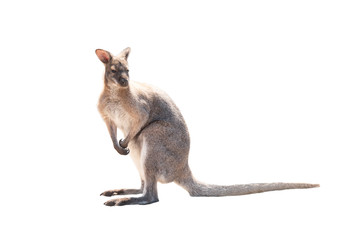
[95,47,319,206]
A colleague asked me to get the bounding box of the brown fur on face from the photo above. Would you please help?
[96,47,319,206]
[96,48,130,87]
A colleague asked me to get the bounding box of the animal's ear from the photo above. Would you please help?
[119,47,131,61]
[95,49,112,64]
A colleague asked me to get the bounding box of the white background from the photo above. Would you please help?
[1,0,359,239]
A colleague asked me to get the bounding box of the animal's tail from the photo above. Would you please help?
[175,168,319,197]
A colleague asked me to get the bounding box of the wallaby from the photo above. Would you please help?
[95,47,319,206]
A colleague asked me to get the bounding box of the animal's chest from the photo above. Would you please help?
[104,101,133,134]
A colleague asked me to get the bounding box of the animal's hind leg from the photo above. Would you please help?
[104,176,158,206]
[100,181,144,197]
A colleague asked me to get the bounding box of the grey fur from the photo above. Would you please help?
[95,47,319,206]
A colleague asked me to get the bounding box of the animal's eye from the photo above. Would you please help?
[111,69,117,73]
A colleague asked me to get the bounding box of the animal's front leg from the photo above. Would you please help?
[105,119,129,155]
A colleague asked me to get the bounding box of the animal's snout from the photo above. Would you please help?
[118,78,128,87]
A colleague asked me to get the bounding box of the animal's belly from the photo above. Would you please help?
[128,139,145,180]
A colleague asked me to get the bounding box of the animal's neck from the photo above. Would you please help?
[104,82,133,107]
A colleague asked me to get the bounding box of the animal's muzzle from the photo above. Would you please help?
[117,78,128,87]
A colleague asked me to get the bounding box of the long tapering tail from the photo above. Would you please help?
[175,168,319,197]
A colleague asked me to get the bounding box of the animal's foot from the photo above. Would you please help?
[104,198,130,206]
[100,188,142,197]
[100,190,123,197]
[104,197,159,206]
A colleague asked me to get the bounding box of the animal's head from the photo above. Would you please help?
[95,47,131,87]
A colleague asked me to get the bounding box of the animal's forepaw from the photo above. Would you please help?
[119,139,127,148]
[114,144,130,155]
[120,146,130,155]
[118,139,130,155]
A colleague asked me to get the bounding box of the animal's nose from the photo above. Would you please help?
[119,78,128,87]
